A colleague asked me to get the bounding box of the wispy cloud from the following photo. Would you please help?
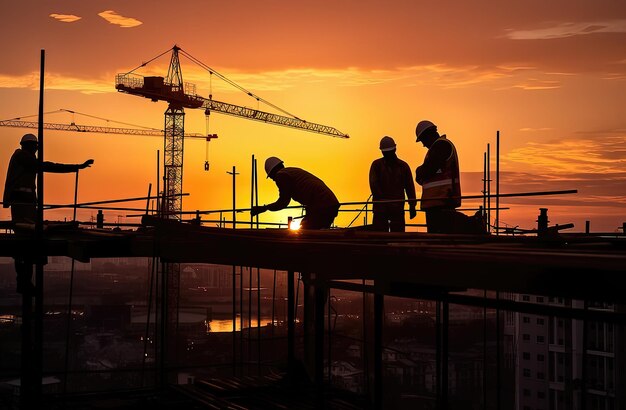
[503,134,626,174]
[0,72,110,94]
[98,10,142,28]
[510,79,561,90]
[519,127,553,132]
[50,14,81,23]
[506,20,626,40]
[182,64,545,93]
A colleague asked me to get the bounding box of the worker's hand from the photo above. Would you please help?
[80,159,94,169]
[250,205,267,217]
[409,207,417,220]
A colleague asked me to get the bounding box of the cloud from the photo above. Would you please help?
[50,14,82,23]
[502,134,626,174]
[98,10,142,28]
[510,79,561,90]
[506,20,626,40]
[519,127,553,132]
[179,64,546,93]
[0,72,111,94]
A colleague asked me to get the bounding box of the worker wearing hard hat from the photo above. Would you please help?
[414,121,461,233]
[251,157,340,229]
[369,136,417,232]
[3,133,94,293]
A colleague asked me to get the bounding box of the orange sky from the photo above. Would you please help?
[1,1,625,232]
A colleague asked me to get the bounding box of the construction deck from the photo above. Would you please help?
[1,220,625,302]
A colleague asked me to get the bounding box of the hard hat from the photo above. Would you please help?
[20,133,38,144]
[379,136,396,152]
[265,156,284,178]
[415,120,436,141]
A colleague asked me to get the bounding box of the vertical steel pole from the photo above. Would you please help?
[487,143,491,233]
[156,151,160,215]
[496,131,500,235]
[254,159,259,229]
[233,166,236,229]
[34,48,46,403]
[251,155,255,229]
[483,152,487,223]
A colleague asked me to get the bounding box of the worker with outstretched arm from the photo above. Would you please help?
[3,133,94,293]
[369,136,417,232]
[251,157,340,229]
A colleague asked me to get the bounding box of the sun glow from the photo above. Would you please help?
[289,218,302,231]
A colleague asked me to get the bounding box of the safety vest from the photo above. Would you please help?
[421,137,461,209]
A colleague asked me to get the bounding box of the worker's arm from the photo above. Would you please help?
[369,161,383,198]
[251,173,292,216]
[42,159,94,173]
[415,140,451,183]
[403,163,417,218]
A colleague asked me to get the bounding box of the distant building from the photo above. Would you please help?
[512,295,625,410]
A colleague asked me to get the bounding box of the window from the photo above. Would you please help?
[537,318,545,325]
[537,297,544,303]
[523,316,531,324]
[522,295,530,302]
[537,354,545,361]
[523,334,531,342]
[537,335,545,343]
[523,352,530,360]
[523,368,531,377]
[537,372,545,380]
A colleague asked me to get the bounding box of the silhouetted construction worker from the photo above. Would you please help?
[3,133,94,293]
[369,136,417,232]
[251,157,340,229]
[414,121,462,233]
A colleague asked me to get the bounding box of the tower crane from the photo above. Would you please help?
[115,45,348,220]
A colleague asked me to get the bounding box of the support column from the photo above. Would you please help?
[374,292,384,409]
[287,271,295,374]
[315,282,326,406]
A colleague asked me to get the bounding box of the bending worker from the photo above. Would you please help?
[369,136,417,232]
[414,120,461,233]
[3,133,94,293]
[251,157,340,229]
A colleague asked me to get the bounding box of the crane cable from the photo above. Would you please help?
[122,48,173,76]
[117,45,305,122]
[178,48,304,121]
